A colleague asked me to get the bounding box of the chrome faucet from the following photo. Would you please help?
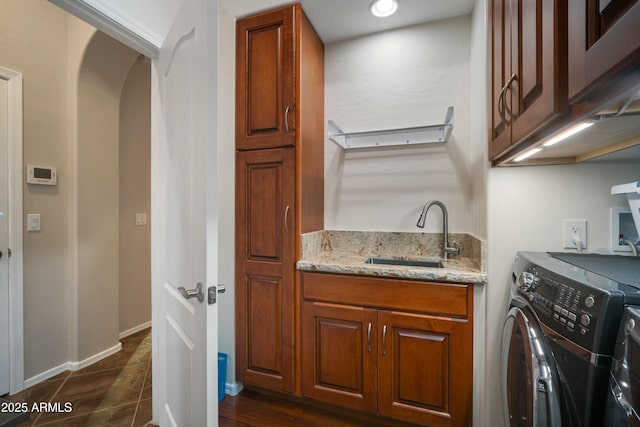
[416,200,459,260]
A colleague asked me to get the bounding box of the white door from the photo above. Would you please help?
[151,0,219,425]
[0,76,9,396]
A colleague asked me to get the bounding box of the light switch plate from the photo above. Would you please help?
[27,214,41,231]
[135,213,148,226]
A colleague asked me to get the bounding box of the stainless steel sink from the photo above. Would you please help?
[364,257,443,268]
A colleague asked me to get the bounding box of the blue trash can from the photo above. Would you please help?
[218,353,227,402]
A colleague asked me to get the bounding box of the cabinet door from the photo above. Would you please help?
[235,148,296,392]
[489,0,513,160]
[489,0,568,161]
[509,0,568,144]
[568,0,640,101]
[236,6,296,150]
[301,302,377,413]
[378,311,472,427]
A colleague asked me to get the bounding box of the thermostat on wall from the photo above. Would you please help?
[27,165,57,185]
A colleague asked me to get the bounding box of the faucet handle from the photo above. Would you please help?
[446,240,460,256]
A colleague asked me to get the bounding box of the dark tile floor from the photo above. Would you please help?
[2,328,153,427]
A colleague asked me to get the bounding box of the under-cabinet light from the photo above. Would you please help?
[513,147,542,162]
[370,0,398,17]
[542,121,594,147]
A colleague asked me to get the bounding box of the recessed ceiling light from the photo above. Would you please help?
[370,0,398,17]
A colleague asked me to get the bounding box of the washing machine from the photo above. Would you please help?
[503,252,640,427]
[605,306,640,426]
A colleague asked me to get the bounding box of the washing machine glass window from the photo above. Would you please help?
[502,304,563,427]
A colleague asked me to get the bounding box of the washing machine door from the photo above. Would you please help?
[502,303,563,427]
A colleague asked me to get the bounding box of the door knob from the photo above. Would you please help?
[178,282,204,303]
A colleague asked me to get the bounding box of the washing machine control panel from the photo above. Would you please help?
[516,266,607,353]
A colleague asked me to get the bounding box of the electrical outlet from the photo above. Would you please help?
[563,219,587,249]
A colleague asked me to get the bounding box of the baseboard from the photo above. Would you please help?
[119,320,152,339]
[67,342,123,371]
[226,381,243,396]
[23,342,123,390]
[23,363,72,390]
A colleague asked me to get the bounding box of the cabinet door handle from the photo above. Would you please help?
[284,105,291,133]
[367,322,372,353]
[382,324,387,356]
[498,73,517,127]
[498,85,507,127]
[284,205,290,233]
[503,74,517,120]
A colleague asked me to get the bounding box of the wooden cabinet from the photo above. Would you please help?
[489,0,640,165]
[236,6,296,150]
[301,272,473,427]
[378,311,472,427]
[235,3,324,394]
[489,0,568,161]
[301,303,378,413]
[236,148,296,392]
[568,0,640,103]
[568,0,640,101]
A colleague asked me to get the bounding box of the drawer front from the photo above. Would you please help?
[301,272,470,319]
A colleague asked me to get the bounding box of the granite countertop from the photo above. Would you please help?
[297,230,487,285]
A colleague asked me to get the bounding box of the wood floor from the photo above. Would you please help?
[5,330,410,426]
[2,328,153,426]
[219,389,416,427]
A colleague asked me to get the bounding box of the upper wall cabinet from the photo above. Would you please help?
[236,7,296,150]
[490,0,640,165]
[568,0,640,102]
[489,0,568,160]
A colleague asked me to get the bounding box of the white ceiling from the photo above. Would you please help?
[67,0,474,50]
[222,0,475,43]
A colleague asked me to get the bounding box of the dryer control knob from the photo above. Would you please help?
[580,314,591,327]
[518,272,539,292]
[584,296,595,308]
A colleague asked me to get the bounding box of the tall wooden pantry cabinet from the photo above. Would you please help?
[235,3,324,394]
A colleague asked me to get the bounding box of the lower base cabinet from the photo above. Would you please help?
[301,272,473,427]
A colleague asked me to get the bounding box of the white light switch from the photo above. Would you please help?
[135,213,148,226]
[27,214,41,231]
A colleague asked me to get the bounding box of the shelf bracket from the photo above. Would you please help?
[328,106,454,150]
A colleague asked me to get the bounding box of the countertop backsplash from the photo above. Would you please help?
[301,230,486,271]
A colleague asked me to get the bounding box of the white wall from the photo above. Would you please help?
[119,58,151,334]
[75,30,138,361]
[469,1,489,425]
[484,161,640,425]
[1,0,152,381]
[469,0,488,240]
[325,15,476,235]
[0,0,71,378]
[217,3,237,387]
